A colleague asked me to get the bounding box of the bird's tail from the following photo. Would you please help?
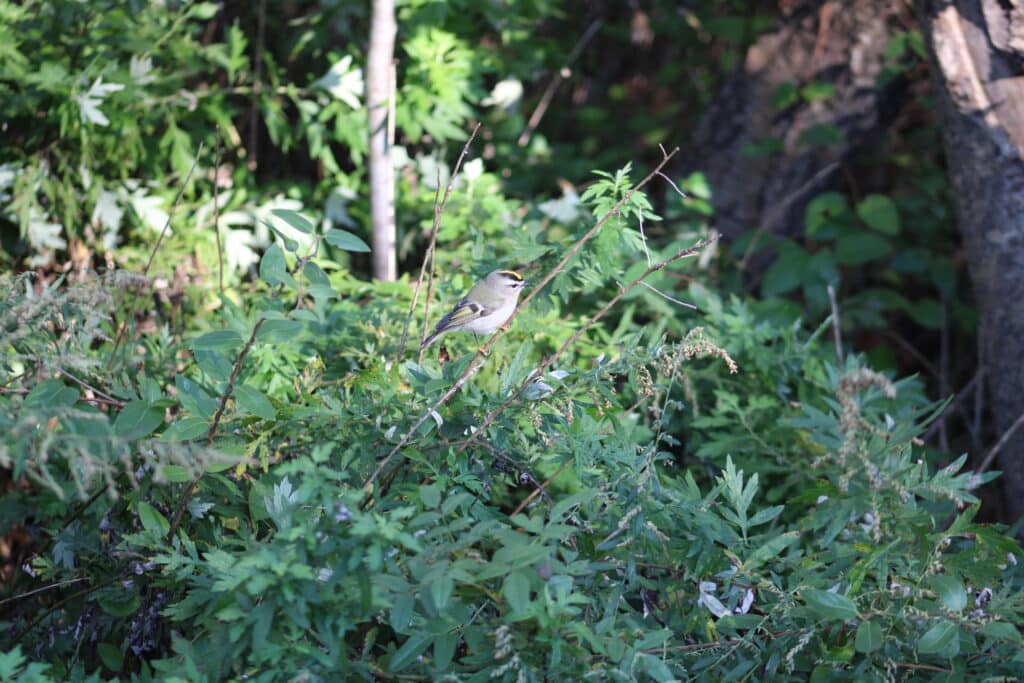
[420,331,441,349]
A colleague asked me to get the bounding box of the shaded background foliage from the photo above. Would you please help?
[1,0,1023,680]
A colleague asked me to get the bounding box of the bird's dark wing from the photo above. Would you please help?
[434,297,485,332]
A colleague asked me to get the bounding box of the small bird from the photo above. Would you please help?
[421,269,528,349]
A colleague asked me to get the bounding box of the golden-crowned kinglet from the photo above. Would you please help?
[421,269,528,349]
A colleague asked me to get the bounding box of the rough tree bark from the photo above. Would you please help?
[367,0,397,281]
[680,0,906,242]
[918,0,1024,521]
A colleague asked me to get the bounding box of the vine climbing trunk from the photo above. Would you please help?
[367,0,397,281]
[918,0,1024,523]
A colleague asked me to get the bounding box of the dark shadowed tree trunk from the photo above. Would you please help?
[918,0,1024,522]
[681,0,906,242]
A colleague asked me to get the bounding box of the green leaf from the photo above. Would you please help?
[835,233,891,265]
[161,465,194,483]
[24,379,79,409]
[271,208,315,234]
[762,243,808,297]
[803,589,857,621]
[137,502,170,534]
[429,573,454,611]
[979,621,1022,644]
[97,642,124,671]
[325,228,370,252]
[302,260,331,285]
[388,633,431,672]
[503,572,531,615]
[747,504,784,527]
[905,298,944,329]
[190,330,243,351]
[174,375,217,419]
[433,633,457,670]
[805,192,850,236]
[257,319,305,343]
[856,194,901,235]
[420,484,441,509]
[234,385,275,420]
[772,82,799,109]
[855,620,883,653]
[112,400,164,439]
[798,123,844,146]
[259,243,296,288]
[97,589,140,617]
[929,575,966,611]
[161,417,208,442]
[918,620,958,655]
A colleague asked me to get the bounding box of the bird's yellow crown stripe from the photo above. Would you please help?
[498,269,523,281]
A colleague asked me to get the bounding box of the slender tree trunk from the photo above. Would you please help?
[367,0,397,281]
[918,0,1024,521]
[680,0,906,243]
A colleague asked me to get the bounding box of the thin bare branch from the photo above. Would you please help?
[518,19,603,147]
[636,280,697,309]
[396,123,482,362]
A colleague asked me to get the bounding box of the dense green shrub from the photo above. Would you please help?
[1,164,1021,681]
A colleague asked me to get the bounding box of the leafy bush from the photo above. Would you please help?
[1,163,1021,681]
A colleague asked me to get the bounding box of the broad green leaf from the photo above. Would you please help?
[259,243,296,287]
[257,319,305,343]
[97,642,124,671]
[835,233,891,265]
[302,260,331,285]
[805,191,850,236]
[161,465,194,483]
[194,349,233,382]
[325,228,370,252]
[97,589,140,617]
[390,593,415,634]
[420,484,440,509]
[979,621,1022,644]
[190,330,243,351]
[433,633,457,670]
[429,573,453,611]
[762,243,808,297]
[803,589,857,621]
[918,620,958,655]
[905,298,944,329]
[174,375,218,419]
[271,208,314,234]
[234,385,275,420]
[138,502,170,534]
[856,194,900,235]
[855,620,883,653]
[161,417,208,442]
[929,575,966,611]
[113,400,164,439]
[24,379,79,409]
[503,572,531,615]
